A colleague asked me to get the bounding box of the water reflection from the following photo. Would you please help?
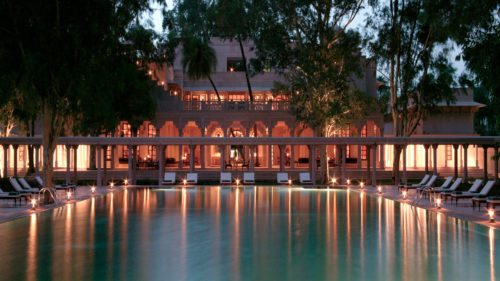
[0,187,498,281]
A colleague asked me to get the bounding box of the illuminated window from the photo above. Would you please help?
[446,145,452,161]
[227,58,245,72]
[361,125,367,160]
[121,123,131,159]
[147,124,157,160]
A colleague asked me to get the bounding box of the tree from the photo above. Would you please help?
[0,0,155,202]
[253,0,370,184]
[366,0,458,183]
[182,36,221,101]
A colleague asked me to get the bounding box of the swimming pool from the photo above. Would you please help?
[0,187,498,280]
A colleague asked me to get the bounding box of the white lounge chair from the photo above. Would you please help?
[9,178,33,194]
[34,176,74,192]
[439,178,463,199]
[162,172,176,185]
[299,172,313,185]
[220,172,232,184]
[446,179,483,202]
[277,172,289,185]
[186,173,198,184]
[406,175,437,192]
[472,181,498,209]
[452,180,494,205]
[18,178,40,192]
[400,174,431,192]
[243,172,255,184]
[420,176,453,197]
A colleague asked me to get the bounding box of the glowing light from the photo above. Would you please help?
[183,179,187,185]
[236,178,240,186]
[288,179,292,185]
[347,179,351,185]
[402,190,407,200]
[488,209,495,223]
[31,199,36,210]
[124,178,128,186]
[91,186,96,194]
[331,178,337,185]
[436,198,442,209]
[67,192,72,202]
[230,67,234,72]
[377,186,382,194]
[360,182,364,189]
[148,70,152,75]
[110,182,114,189]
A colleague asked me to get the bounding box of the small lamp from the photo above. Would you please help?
[360,182,364,189]
[331,178,337,185]
[288,179,292,185]
[124,178,128,186]
[67,192,72,202]
[236,178,240,186]
[110,182,114,189]
[183,179,187,185]
[402,190,407,200]
[31,199,37,210]
[488,209,495,223]
[377,186,382,194]
[91,185,96,195]
[347,179,351,185]
[436,198,442,209]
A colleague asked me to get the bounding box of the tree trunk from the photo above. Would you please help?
[42,102,59,204]
[318,125,329,184]
[89,145,96,170]
[208,76,221,102]
[238,36,253,102]
[27,118,36,174]
[392,145,402,185]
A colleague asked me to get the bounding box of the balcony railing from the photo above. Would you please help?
[182,101,289,112]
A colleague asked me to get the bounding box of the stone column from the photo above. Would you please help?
[341,145,346,185]
[290,145,295,169]
[66,145,71,185]
[279,145,285,172]
[72,145,78,183]
[97,145,102,187]
[366,145,371,184]
[34,144,40,175]
[310,145,317,185]
[268,145,273,169]
[424,144,430,174]
[483,145,489,180]
[357,145,362,169]
[189,145,195,172]
[380,145,385,169]
[494,145,499,183]
[128,145,133,184]
[178,145,183,169]
[2,144,8,178]
[110,145,115,169]
[12,145,18,178]
[200,145,205,169]
[218,145,224,172]
[432,144,438,175]
[102,145,108,186]
[453,144,459,178]
[250,145,255,171]
[463,144,469,182]
[402,145,407,185]
[158,145,165,185]
[372,144,377,186]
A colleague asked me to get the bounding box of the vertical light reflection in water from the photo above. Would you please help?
[346,189,351,276]
[377,197,382,280]
[233,188,240,281]
[385,199,395,279]
[360,191,365,279]
[120,189,128,280]
[180,187,187,279]
[89,197,95,278]
[490,227,495,281]
[326,190,331,278]
[437,213,442,281]
[107,192,114,280]
[62,204,72,280]
[287,187,292,270]
[333,191,338,277]
[401,203,408,279]
[27,214,37,281]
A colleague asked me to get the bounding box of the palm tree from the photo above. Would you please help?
[182,36,221,101]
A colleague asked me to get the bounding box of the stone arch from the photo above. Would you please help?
[227,121,247,137]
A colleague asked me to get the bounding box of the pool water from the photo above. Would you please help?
[0,187,498,281]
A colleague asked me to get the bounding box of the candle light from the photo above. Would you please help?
[124,178,128,186]
[110,182,114,189]
[488,209,495,223]
[402,190,407,200]
[331,178,337,185]
[91,185,96,194]
[67,192,72,201]
[236,178,240,186]
[183,179,187,185]
[288,179,292,185]
[31,199,37,210]
[360,182,364,189]
[436,198,442,209]
[347,179,351,185]
[377,186,382,194]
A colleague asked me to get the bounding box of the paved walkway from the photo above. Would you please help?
[0,184,498,229]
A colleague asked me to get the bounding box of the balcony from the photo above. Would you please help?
[182,101,289,112]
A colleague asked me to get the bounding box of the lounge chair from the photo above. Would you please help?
[162,172,176,185]
[277,172,289,185]
[0,188,22,206]
[448,179,483,204]
[486,196,500,209]
[439,178,463,200]
[405,175,437,193]
[420,176,453,197]
[299,172,313,185]
[399,174,430,192]
[34,176,75,193]
[18,178,40,192]
[472,181,498,210]
[186,173,198,184]
[220,172,232,185]
[243,172,255,184]
[9,178,33,194]
[453,180,495,206]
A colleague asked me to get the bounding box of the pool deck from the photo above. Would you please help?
[0,184,498,229]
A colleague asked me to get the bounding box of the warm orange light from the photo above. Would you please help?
[110,182,114,188]
[288,179,292,185]
[67,192,72,201]
[360,182,364,189]
[488,209,495,223]
[236,179,240,186]
[377,186,382,194]
[31,199,36,210]
[183,179,187,185]
[148,70,152,75]
[402,190,407,200]
[347,179,351,185]
[436,198,442,209]
[230,67,234,72]
[124,178,128,186]
[331,178,337,185]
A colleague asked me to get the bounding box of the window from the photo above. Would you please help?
[227,58,245,72]
[147,124,157,160]
[361,125,367,160]
[121,123,131,159]
[228,94,245,101]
